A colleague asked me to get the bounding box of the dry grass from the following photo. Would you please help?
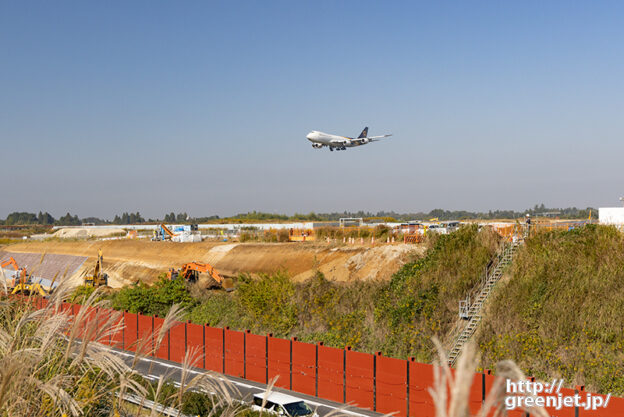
[0,283,247,416]
[430,338,549,417]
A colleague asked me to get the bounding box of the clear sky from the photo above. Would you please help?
[2,1,623,219]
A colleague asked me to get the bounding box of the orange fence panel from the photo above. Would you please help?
[137,313,153,356]
[82,305,98,342]
[169,321,186,363]
[204,326,224,373]
[153,316,169,360]
[408,359,435,417]
[345,348,374,410]
[245,331,267,383]
[225,328,244,377]
[95,308,113,345]
[376,354,407,416]
[584,392,624,417]
[110,310,124,350]
[186,322,205,368]
[467,371,483,415]
[292,339,316,397]
[318,344,344,404]
[268,336,291,389]
[123,312,138,352]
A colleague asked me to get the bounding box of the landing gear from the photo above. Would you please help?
[329,147,334,151]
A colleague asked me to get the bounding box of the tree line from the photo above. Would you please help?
[0,204,596,226]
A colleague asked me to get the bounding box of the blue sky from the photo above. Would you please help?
[1,1,623,219]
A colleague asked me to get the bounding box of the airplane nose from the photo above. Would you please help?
[306,132,314,140]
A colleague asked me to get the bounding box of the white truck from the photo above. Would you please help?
[251,392,318,417]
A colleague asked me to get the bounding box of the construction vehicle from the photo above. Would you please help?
[153,223,202,242]
[167,261,234,291]
[11,276,57,297]
[1,257,26,288]
[152,224,177,241]
[2,257,58,296]
[84,249,109,287]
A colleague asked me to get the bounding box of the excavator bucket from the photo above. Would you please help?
[222,277,235,292]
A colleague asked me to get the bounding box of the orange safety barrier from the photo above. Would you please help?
[288,228,315,241]
[15,296,624,417]
[404,233,423,243]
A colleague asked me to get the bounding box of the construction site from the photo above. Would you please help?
[3,215,623,417]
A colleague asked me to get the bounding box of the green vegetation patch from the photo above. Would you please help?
[479,225,624,394]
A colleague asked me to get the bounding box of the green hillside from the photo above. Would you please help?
[479,225,624,394]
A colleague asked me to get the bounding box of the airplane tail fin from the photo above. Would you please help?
[357,127,369,138]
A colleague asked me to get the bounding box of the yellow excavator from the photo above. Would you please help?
[12,275,58,297]
[84,249,109,287]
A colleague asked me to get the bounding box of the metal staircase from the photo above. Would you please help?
[447,239,521,366]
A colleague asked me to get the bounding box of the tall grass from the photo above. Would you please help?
[0,285,248,416]
[429,340,548,417]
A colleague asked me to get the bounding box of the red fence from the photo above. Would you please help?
[31,298,624,417]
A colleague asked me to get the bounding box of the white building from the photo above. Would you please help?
[599,207,624,226]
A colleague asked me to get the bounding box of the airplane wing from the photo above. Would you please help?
[351,134,392,144]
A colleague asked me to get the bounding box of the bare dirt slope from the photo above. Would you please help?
[2,240,422,288]
[0,251,87,287]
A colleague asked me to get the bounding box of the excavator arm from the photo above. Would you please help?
[93,249,103,277]
[181,262,224,284]
[1,257,19,271]
[160,224,176,238]
[169,261,233,290]
[84,249,108,287]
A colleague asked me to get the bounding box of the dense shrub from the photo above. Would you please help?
[110,275,197,316]
[236,271,299,336]
[374,225,500,360]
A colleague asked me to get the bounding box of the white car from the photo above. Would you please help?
[251,392,318,417]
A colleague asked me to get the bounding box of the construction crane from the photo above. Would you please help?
[84,249,109,287]
[167,261,234,291]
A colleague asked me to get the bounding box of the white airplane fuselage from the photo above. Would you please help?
[306,131,369,149]
[306,127,391,151]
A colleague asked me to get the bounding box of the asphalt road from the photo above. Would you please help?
[105,346,385,417]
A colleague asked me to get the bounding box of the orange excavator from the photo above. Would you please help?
[1,257,57,296]
[1,257,28,289]
[167,261,234,291]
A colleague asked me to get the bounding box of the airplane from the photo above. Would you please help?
[306,127,392,151]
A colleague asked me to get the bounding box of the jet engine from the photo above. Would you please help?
[312,143,323,148]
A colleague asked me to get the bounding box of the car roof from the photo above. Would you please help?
[253,391,303,404]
